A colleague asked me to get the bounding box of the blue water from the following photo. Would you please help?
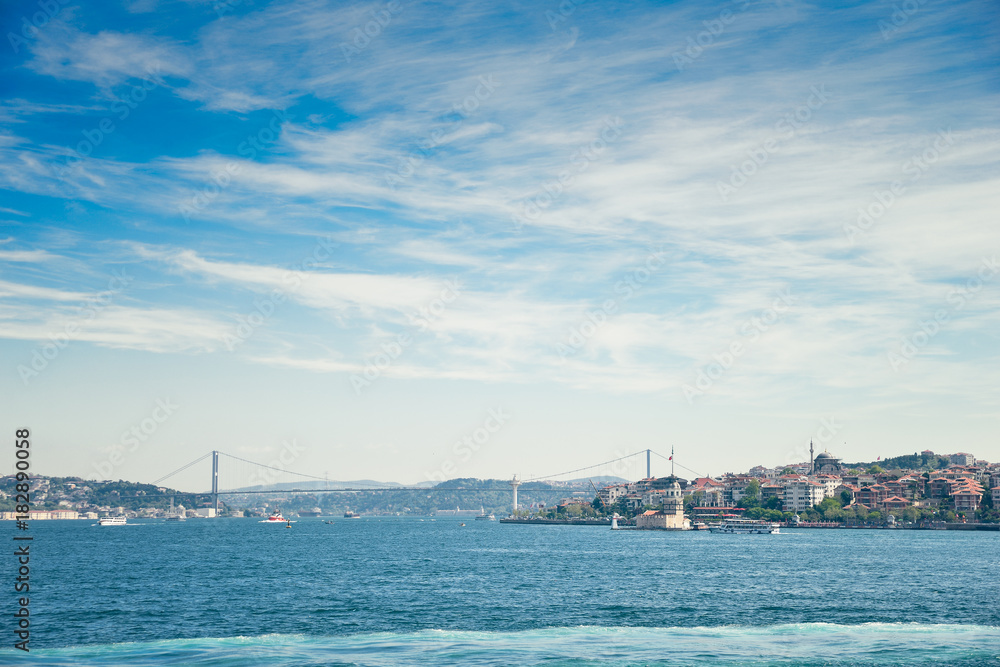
[6,518,1000,664]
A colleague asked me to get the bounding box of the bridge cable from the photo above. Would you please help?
[152,452,212,485]
[650,449,706,479]
[522,450,648,482]
[218,451,330,483]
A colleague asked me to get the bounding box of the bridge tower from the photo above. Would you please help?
[211,450,219,515]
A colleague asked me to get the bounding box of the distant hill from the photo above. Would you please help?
[228,476,627,492]
[564,476,630,486]
[229,479,406,492]
[224,477,569,516]
[844,452,953,472]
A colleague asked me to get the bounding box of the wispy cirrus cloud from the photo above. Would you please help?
[1,0,998,479]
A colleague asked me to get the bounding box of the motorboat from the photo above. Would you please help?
[260,509,294,524]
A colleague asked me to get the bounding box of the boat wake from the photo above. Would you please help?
[16,623,1000,666]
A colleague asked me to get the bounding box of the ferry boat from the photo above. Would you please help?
[474,507,495,521]
[709,519,780,534]
[259,509,294,524]
[344,511,361,519]
[99,516,127,526]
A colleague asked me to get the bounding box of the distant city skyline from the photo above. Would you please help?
[2,0,998,491]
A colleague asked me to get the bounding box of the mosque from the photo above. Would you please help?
[810,440,844,475]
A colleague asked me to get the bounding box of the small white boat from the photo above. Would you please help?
[99,516,127,526]
[709,519,780,534]
[474,506,495,521]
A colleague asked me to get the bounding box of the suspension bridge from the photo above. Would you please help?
[137,448,706,514]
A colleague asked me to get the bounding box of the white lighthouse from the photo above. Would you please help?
[509,475,521,516]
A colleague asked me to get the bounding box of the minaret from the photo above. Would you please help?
[809,439,814,475]
[510,475,521,516]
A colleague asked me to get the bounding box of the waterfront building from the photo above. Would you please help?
[624,494,645,511]
[761,483,783,503]
[689,477,725,495]
[810,474,843,499]
[840,473,874,487]
[597,484,628,507]
[696,485,726,508]
[782,479,826,512]
[928,477,952,498]
[882,496,911,511]
[650,475,688,490]
[833,483,858,504]
[930,469,978,481]
[888,475,926,499]
[690,506,744,521]
[630,478,655,494]
[724,476,756,505]
[953,489,982,513]
[641,489,667,507]
[856,484,889,508]
[950,479,984,513]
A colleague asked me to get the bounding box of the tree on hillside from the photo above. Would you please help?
[743,480,760,505]
[980,489,993,510]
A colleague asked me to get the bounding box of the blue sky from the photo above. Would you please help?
[1,0,998,490]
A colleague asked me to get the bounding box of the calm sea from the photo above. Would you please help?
[5,518,999,665]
